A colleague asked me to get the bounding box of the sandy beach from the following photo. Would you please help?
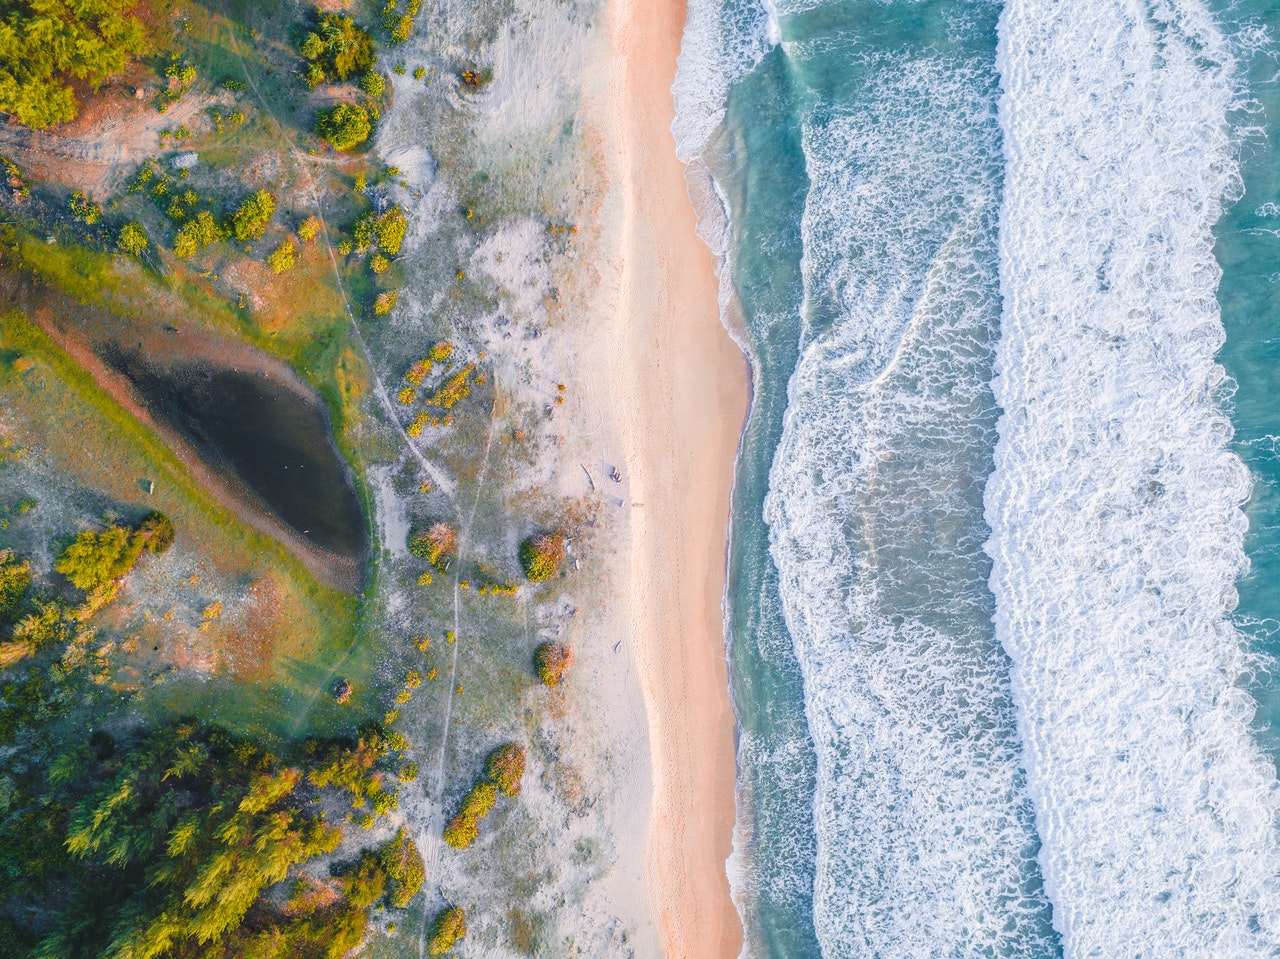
[594,0,749,954]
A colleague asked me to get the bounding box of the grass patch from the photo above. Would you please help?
[0,308,364,737]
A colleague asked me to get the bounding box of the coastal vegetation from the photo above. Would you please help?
[316,103,372,151]
[428,905,466,956]
[298,11,376,86]
[534,641,573,686]
[520,532,566,583]
[443,743,526,850]
[0,0,147,128]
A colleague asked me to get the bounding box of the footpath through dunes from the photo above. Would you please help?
[987,0,1280,953]
[0,265,366,593]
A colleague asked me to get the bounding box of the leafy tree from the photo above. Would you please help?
[409,522,456,570]
[117,221,148,255]
[0,0,148,129]
[230,189,275,242]
[315,103,371,151]
[54,526,143,592]
[297,215,322,242]
[360,71,384,97]
[298,12,375,83]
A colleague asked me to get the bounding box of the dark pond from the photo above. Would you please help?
[106,349,366,559]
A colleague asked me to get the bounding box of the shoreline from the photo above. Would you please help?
[595,0,749,955]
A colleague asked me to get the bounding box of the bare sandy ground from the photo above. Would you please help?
[589,0,749,954]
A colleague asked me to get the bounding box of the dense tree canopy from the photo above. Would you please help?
[299,11,375,83]
[0,0,148,129]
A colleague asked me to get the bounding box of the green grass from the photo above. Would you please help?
[0,308,368,738]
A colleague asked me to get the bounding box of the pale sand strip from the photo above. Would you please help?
[594,0,749,955]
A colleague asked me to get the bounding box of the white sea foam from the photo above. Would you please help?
[764,52,1057,956]
[987,1,1280,953]
[671,0,778,162]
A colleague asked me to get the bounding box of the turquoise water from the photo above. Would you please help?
[678,0,1280,956]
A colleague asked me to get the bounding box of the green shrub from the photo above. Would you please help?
[117,222,148,255]
[55,526,144,592]
[408,522,457,569]
[360,71,385,97]
[389,15,413,44]
[485,744,525,797]
[267,239,297,273]
[379,828,425,907]
[300,13,376,82]
[460,781,497,821]
[230,189,276,242]
[442,813,477,850]
[534,642,573,686]
[428,906,465,956]
[374,205,407,254]
[370,253,389,274]
[374,291,398,315]
[519,533,564,583]
[315,103,371,151]
[136,511,175,553]
[0,550,31,623]
[174,210,226,257]
[297,215,323,242]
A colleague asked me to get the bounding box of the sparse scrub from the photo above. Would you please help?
[424,364,475,409]
[429,340,453,363]
[69,191,101,225]
[374,291,398,315]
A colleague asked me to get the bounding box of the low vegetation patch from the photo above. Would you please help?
[520,532,565,583]
[534,641,573,686]
[316,103,372,151]
[428,905,466,956]
[443,743,525,850]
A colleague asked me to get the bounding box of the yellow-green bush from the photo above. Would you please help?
[519,533,564,583]
[428,906,466,955]
[534,642,573,687]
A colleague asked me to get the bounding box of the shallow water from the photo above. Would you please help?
[678,0,1280,956]
[107,351,366,560]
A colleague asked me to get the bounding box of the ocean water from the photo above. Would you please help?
[675,0,1280,956]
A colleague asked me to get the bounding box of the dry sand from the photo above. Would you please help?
[591,0,750,954]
